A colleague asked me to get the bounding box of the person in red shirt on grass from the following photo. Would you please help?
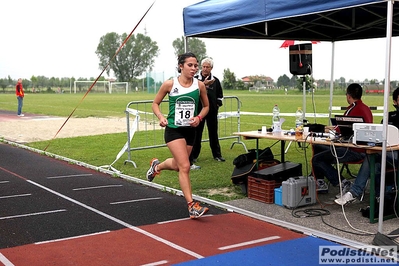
[16,78,25,116]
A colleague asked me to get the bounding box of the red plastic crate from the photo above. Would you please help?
[248,176,281,204]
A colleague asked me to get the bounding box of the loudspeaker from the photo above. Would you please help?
[289,43,312,75]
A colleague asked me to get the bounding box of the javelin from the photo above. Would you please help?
[44,1,156,151]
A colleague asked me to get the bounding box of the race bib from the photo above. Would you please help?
[174,98,195,126]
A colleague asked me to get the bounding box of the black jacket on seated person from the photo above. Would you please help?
[387,105,399,128]
[381,105,399,129]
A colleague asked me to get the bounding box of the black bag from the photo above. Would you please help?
[231,147,277,195]
[231,159,280,194]
[360,186,396,218]
[233,147,274,168]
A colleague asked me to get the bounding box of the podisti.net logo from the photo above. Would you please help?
[319,245,397,264]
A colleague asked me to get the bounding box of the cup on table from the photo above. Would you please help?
[303,126,309,139]
[261,126,267,134]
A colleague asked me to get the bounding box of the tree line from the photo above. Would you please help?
[1,32,397,93]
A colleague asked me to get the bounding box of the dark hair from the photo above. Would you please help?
[393,87,399,101]
[177,52,197,73]
[346,83,363,100]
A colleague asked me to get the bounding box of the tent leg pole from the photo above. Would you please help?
[329,42,335,123]
[302,76,306,116]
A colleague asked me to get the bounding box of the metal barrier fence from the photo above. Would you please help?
[99,101,384,172]
[121,96,247,168]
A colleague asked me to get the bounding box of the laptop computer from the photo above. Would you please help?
[334,115,365,141]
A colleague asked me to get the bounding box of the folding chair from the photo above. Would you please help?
[337,160,364,199]
[339,160,364,179]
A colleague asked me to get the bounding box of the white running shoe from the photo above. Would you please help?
[334,192,355,205]
[335,180,352,199]
[316,179,328,193]
[190,164,201,170]
[188,201,209,219]
[146,158,160,182]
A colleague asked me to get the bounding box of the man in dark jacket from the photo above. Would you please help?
[190,57,224,169]
[387,87,399,128]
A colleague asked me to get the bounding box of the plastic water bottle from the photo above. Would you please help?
[272,104,281,133]
[295,107,304,139]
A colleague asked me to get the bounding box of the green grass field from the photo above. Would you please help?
[0,89,389,202]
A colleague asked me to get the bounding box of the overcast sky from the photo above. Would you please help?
[1,0,398,83]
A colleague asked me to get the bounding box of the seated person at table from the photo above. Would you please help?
[335,87,399,205]
[312,83,373,194]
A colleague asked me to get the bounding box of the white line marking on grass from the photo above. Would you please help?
[0,209,67,220]
[218,236,281,250]
[0,193,31,199]
[141,260,169,266]
[31,117,63,121]
[46,174,93,179]
[110,197,162,205]
[73,184,123,191]
[35,230,110,245]
[27,180,204,259]
[0,253,14,266]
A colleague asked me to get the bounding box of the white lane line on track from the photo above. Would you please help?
[35,230,111,245]
[218,236,281,250]
[0,209,67,220]
[141,260,169,266]
[73,184,123,191]
[0,252,14,266]
[0,181,10,184]
[110,197,162,205]
[157,214,214,224]
[27,179,204,259]
[46,174,93,179]
[0,193,31,199]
